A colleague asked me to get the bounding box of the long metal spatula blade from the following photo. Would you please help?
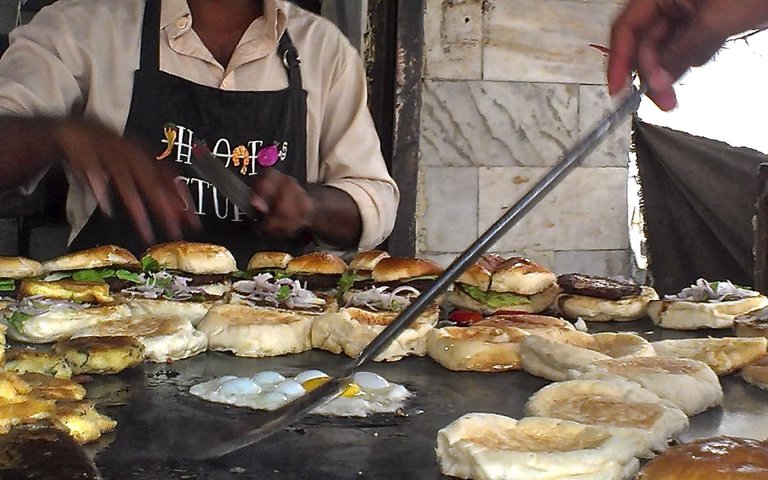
[195,85,646,461]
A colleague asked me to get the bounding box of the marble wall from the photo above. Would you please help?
[418,0,631,276]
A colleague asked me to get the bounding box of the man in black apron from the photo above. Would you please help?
[0,0,373,266]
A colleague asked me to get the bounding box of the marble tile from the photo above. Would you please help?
[418,167,479,253]
[483,0,622,84]
[579,85,631,167]
[424,0,484,80]
[478,167,629,252]
[553,249,631,277]
[421,81,578,167]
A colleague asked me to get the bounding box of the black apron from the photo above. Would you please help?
[70,0,309,265]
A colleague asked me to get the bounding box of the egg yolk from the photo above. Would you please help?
[301,377,361,398]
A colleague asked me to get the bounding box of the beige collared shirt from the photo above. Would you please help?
[0,0,398,251]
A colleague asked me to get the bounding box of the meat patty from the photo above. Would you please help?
[557,273,641,300]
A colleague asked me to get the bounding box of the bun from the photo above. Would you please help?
[4,304,132,344]
[437,414,643,480]
[199,304,315,358]
[311,306,437,362]
[447,283,558,315]
[285,252,347,275]
[576,356,723,416]
[455,254,507,291]
[525,378,688,457]
[651,337,767,375]
[0,257,44,279]
[557,286,658,322]
[246,251,293,271]
[144,241,236,274]
[348,250,390,272]
[42,245,139,273]
[648,296,768,329]
[742,354,768,390]
[122,297,222,327]
[490,257,557,295]
[734,306,768,338]
[637,436,768,480]
[371,257,442,282]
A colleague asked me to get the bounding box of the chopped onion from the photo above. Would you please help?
[237,273,326,310]
[346,285,421,311]
[666,278,759,302]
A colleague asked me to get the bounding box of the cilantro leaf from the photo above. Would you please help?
[190,293,208,302]
[0,279,15,292]
[6,311,30,333]
[231,270,251,279]
[141,255,161,273]
[115,269,142,283]
[458,283,530,309]
[337,271,365,296]
[72,268,116,282]
[277,284,291,301]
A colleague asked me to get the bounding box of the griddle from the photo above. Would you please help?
[46,318,765,479]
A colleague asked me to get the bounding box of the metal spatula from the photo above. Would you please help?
[195,84,646,461]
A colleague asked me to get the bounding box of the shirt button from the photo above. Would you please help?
[177,18,190,29]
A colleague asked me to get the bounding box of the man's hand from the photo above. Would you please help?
[609,0,768,110]
[250,168,362,248]
[54,120,200,243]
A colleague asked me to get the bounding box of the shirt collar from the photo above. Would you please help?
[161,0,286,41]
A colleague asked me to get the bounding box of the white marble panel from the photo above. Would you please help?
[424,0,484,80]
[418,167,479,253]
[553,249,631,277]
[579,85,632,167]
[484,0,622,84]
[421,81,578,167]
[478,167,629,251]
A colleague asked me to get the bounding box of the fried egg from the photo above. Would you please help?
[190,370,410,417]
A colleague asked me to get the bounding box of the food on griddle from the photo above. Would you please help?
[733,305,768,339]
[336,250,391,294]
[190,370,410,417]
[519,332,655,381]
[41,245,142,291]
[242,250,293,276]
[284,251,348,294]
[53,336,144,375]
[448,254,558,315]
[72,315,207,362]
[426,314,591,372]
[648,278,768,330]
[0,256,44,308]
[577,356,722,416]
[18,373,86,401]
[4,350,73,379]
[120,241,236,326]
[0,372,32,403]
[311,257,441,362]
[51,400,116,444]
[637,436,768,480]
[556,273,658,322]
[436,414,644,480]
[650,337,767,376]
[742,354,768,390]
[525,377,688,458]
[0,398,56,435]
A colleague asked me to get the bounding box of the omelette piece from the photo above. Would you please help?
[19,373,87,401]
[0,371,31,403]
[4,350,73,379]
[53,336,144,375]
[0,398,56,434]
[52,401,117,444]
[20,279,114,304]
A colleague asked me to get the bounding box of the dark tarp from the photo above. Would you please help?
[634,119,767,295]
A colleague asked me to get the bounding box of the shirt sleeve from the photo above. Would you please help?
[317,41,400,251]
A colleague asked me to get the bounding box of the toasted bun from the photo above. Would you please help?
[0,257,44,279]
[311,306,438,362]
[576,356,723,416]
[371,257,443,282]
[246,251,293,271]
[199,304,314,357]
[742,354,768,390]
[436,414,642,480]
[349,250,390,272]
[557,286,659,322]
[648,296,768,330]
[638,436,768,480]
[519,333,655,382]
[285,251,347,275]
[525,378,688,457]
[122,297,221,328]
[71,316,207,362]
[447,283,558,314]
[456,254,508,291]
[490,257,556,295]
[651,337,767,375]
[42,245,139,273]
[4,304,132,344]
[144,241,236,274]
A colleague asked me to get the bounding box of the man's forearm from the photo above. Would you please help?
[0,118,59,190]
[307,185,362,249]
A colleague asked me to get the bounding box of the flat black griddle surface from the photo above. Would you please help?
[74,319,768,479]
